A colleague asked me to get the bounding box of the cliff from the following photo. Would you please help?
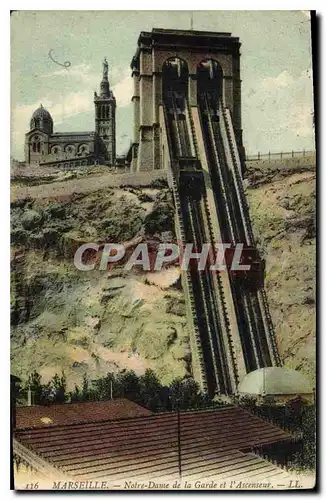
[10,157,316,389]
[245,155,316,385]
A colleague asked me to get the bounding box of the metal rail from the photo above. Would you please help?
[198,93,281,371]
[190,197,234,393]
[200,95,280,369]
[198,95,259,371]
[163,92,236,395]
[162,82,281,394]
[169,164,209,393]
[222,106,280,367]
[186,198,222,394]
[201,193,240,389]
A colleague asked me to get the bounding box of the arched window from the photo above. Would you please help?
[162,57,190,157]
[162,57,189,105]
[32,136,41,154]
[197,59,223,105]
[65,144,75,155]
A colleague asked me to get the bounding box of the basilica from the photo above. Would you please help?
[24,59,116,168]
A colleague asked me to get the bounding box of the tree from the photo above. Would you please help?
[39,383,56,405]
[81,373,89,401]
[70,384,82,402]
[169,377,201,411]
[50,372,67,403]
[27,371,43,405]
[116,370,141,401]
[93,372,115,401]
[139,369,162,412]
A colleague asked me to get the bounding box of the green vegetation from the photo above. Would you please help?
[17,369,215,413]
[235,395,316,471]
[16,368,315,472]
[144,190,175,235]
[21,370,67,405]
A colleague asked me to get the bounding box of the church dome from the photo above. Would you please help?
[31,104,52,122]
[30,104,53,135]
[238,367,313,396]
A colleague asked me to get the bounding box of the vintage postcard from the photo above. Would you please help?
[10,10,316,491]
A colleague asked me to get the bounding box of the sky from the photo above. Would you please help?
[11,10,315,160]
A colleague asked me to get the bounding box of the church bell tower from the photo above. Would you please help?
[94,58,116,165]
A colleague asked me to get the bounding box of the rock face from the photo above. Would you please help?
[245,156,316,386]
[11,183,190,390]
[11,157,316,390]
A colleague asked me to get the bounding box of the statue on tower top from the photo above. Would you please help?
[103,57,108,79]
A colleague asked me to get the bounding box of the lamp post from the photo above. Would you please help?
[177,397,182,480]
[169,387,182,480]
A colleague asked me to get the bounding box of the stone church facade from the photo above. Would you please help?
[24,59,116,168]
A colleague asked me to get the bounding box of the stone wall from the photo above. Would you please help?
[39,155,93,169]
[11,169,168,202]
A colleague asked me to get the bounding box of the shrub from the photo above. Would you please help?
[21,210,43,230]
[44,203,66,219]
[11,228,28,245]
[144,202,174,235]
[149,178,168,189]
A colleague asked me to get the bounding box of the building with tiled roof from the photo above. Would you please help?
[15,398,152,429]
[13,402,300,490]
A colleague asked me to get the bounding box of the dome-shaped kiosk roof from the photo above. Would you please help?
[238,367,313,396]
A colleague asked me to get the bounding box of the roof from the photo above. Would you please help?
[131,28,240,69]
[52,131,95,136]
[152,28,232,37]
[25,131,96,140]
[15,399,152,429]
[48,131,96,143]
[238,367,313,396]
[31,104,53,122]
[14,405,294,482]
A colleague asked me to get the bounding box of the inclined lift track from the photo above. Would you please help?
[184,197,231,395]
[163,74,233,395]
[199,96,257,372]
[197,88,275,371]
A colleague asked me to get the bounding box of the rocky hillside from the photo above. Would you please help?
[11,157,316,389]
[245,156,316,385]
[11,180,191,390]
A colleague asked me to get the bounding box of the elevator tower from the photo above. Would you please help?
[130,29,244,172]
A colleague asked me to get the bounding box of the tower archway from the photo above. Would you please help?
[162,57,189,113]
[162,58,192,158]
[197,59,223,114]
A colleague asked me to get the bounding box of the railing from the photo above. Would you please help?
[222,106,280,368]
[202,192,239,390]
[221,106,255,246]
[162,103,209,393]
[13,439,70,481]
[170,175,209,393]
[245,149,315,162]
